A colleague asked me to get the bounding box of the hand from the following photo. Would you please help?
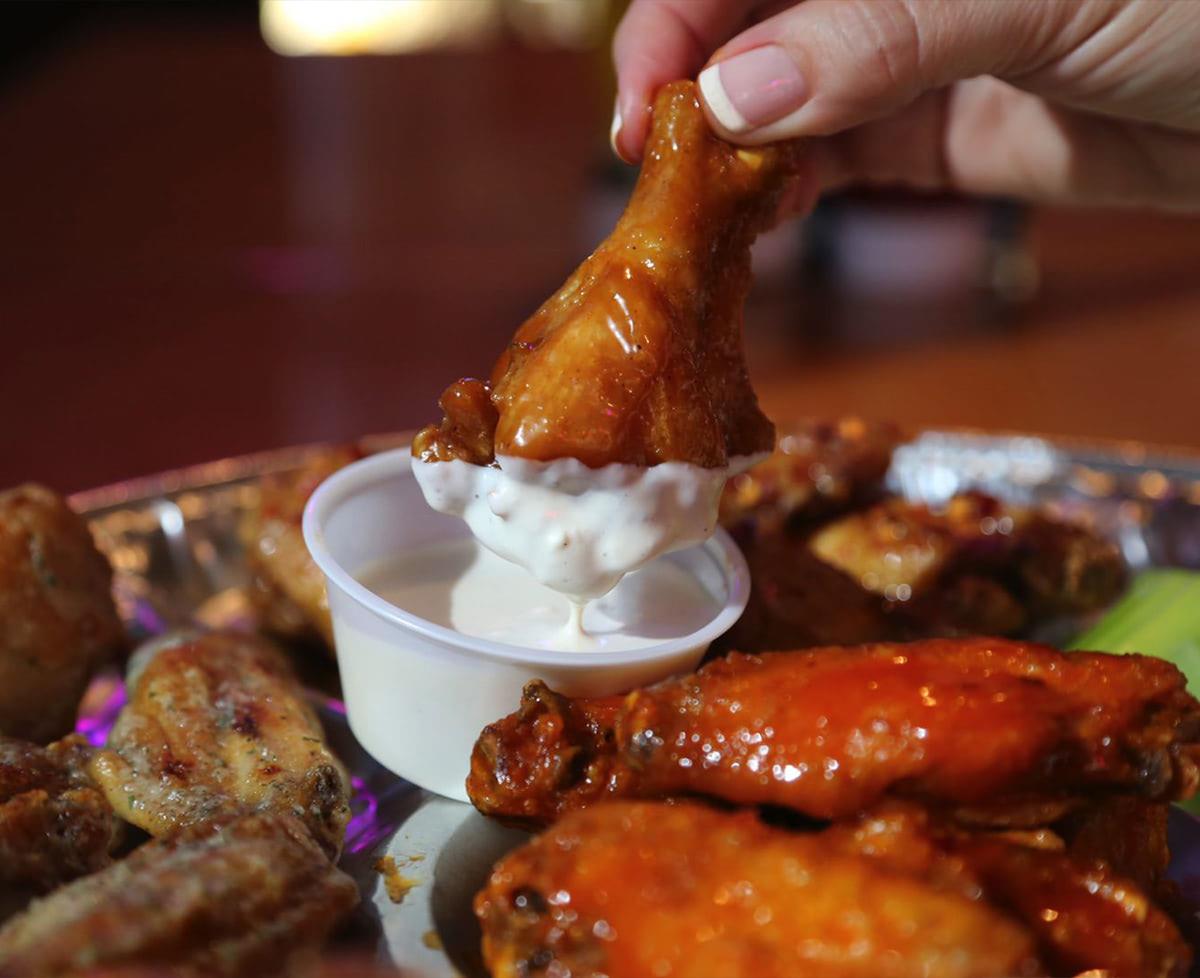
[612,0,1200,210]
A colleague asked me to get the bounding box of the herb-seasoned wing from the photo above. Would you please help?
[89,632,350,857]
[0,813,359,978]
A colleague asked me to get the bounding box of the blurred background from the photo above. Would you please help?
[3,0,1199,493]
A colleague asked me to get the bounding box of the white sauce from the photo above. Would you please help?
[411,454,761,601]
[357,538,721,652]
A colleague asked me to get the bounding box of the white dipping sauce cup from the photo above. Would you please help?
[303,449,749,801]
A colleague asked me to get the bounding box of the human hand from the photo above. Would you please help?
[612,0,1200,210]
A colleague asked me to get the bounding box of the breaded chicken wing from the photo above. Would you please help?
[0,484,125,742]
[414,80,801,469]
[468,638,1200,824]
[0,734,120,892]
[0,813,359,978]
[476,800,1041,978]
[89,632,350,857]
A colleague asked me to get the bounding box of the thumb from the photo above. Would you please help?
[697,0,1117,144]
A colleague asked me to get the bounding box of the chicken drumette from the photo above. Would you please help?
[468,638,1200,825]
[89,632,351,857]
[414,80,801,470]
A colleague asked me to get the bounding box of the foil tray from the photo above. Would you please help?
[69,430,1200,976]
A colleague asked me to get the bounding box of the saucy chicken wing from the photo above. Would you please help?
[478,801,1189,978]
[0,484,125,743]
[477,800,1043,978]
[243,447,363,648]
[89,632,350,857]
[0,734,120,893]
[414,80,801,469]
[468,638,1200,824]
[0,813,359,978]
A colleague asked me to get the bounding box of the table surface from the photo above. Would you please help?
[4,14,1199,493]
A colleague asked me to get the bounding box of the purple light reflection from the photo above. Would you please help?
[346,774,386,854]
[75,676,128,747]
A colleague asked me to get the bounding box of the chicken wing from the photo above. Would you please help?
[0,484,125,743]
[479,800,1190,978]
[0,734,120,892]
[808,492,1126,626]
[89,632,350,857]
[476,800,1041,978]
[719,417,900,534]
[414,80,801,469]
[243,446,363,648]
[468,638,1200,824]
[725,490,1126,653]
[0,813,359,978]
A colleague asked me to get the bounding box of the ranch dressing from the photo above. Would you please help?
[357,538,721,652]
[411,454,759,602]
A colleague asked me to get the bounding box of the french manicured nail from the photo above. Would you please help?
[609,98,626,161]
[698,45,806,134]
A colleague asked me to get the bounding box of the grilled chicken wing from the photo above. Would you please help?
[243,447,362,648]
[414,80,801,469]
[477,800,1041,978]
[719,418,900,533]
[0,484,125,743]
[0,734,120,892]
[0,813,359,978]
[468,638,1200,824]
[724,489,1126,653]
[89,632,350,857]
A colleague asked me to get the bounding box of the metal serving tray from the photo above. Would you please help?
[70,429,1200,976]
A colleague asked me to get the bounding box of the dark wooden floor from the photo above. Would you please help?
[3,14,1199,493]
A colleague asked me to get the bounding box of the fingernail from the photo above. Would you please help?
[698,45,806,134]
[609,98,626,162]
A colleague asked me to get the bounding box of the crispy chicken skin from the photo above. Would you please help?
[724,489,1126,652]
[468,638,1200,824]
[0,484,125,743]
[414,80,800,469]
[476,800,1043,978]
[243,447,362,647]
[719,418,900,533]
[89,632,350,857]
[0,734,120,892]
[0,813,359,978]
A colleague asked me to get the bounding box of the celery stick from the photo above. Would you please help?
[1069,568,1200,811]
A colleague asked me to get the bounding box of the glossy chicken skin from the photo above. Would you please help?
[0,484,125,743]
[478,801,1189,978]
[477,801,1043,978]
[0,734,120,892]
[89,632,350,857]
[414,80,800,469]
[468,638,1200,824]
[0,813,359,978]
